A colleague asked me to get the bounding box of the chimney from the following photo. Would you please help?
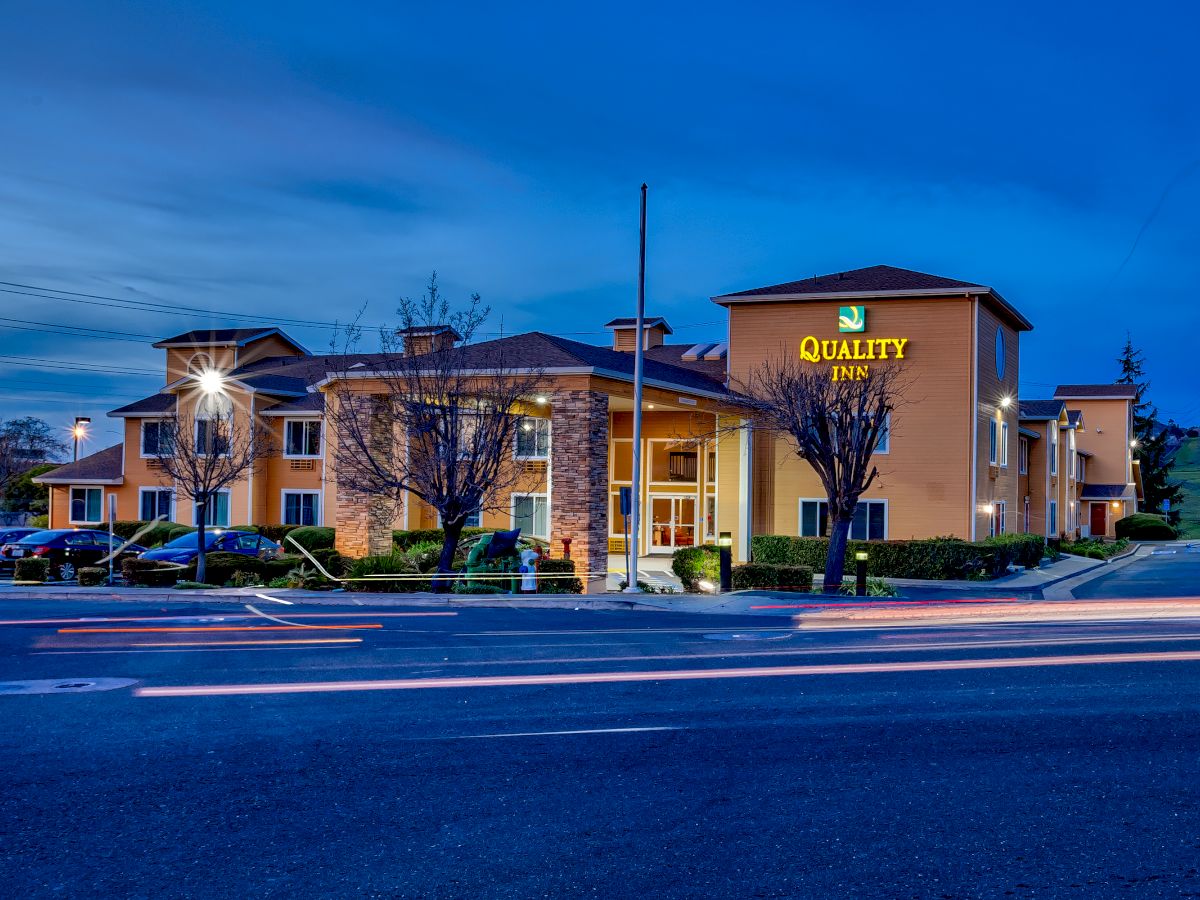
[398,325,462,356]
[604,316,673,352]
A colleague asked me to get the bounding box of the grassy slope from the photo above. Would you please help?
[1172,437,1200,538]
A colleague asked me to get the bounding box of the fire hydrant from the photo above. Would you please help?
[519,548,539,594]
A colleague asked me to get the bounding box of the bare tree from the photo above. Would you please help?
[330,274,543,583]
[153,394,276,583]
[738,358,905,591]
[0,416,67,500]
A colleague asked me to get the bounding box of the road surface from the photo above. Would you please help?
[4,596,1200,897]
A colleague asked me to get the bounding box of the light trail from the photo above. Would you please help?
[0,611,454,627]
[59,625,381,634]
[446,726,679,739]
[133,649,1200,698]
[137,638,363,647]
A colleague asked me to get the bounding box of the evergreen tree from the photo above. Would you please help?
[1117,336,1182,515]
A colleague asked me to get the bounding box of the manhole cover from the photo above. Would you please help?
[703,632,793,642]
[0,678,137,695]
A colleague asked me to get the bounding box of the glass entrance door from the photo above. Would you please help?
[649,496,696,551]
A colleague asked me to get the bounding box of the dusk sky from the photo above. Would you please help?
[2,1,1197,454]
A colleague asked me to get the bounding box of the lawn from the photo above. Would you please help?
[1172,437,1200,538]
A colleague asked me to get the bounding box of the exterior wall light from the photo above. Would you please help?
[1130,440,1139,448]
[199,370,226,394]
[999,396,1013,409]
[535,395,548,405]
[982,503,995,515]
[1112,501,1121,509]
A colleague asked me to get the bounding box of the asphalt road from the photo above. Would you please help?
[6,598,1200,898]
[1074,541,1200,599]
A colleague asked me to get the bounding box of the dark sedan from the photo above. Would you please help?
[0,527,39,571]
[139,529,282,566]
[7,529,148,581]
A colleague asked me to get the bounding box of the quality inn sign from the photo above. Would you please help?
[801,306,909,381]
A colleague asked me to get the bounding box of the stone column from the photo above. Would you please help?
[331,392,397,559]
[550,390,609,593]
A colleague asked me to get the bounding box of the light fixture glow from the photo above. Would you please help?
[1112,501,1121,509]
[697,580,716,592]
[999,396,1013,409]
[198,370,225,394]
[534,395,548,405]
[647,404,655,409]
[982,503,995,514]
[1130,440,1139,448]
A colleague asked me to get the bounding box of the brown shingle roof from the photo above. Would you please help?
[108,393,176,417]
[33,444,124,484]
[1054,384,1138,399]
[715,265,984,299]
[1018,399,1065,420]
[152,328,309,353]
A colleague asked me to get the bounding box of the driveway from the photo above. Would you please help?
[1072,541,1200,599]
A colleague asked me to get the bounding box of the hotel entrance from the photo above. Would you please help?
[650,495,696,552]
[1089,502,1107,539]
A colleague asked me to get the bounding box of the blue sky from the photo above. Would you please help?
[1,0,1198,453]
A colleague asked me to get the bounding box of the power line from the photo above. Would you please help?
[0,355,161,377]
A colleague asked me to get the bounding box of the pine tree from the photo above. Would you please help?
[1116,336,1182,515]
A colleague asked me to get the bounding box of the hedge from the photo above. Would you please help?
[346,553,429,592]
[749,534,1047,580]
[122,558,185,587]
[392,527,491,549]
[14,557,50,582]
[671,545,721,592]
[731,564,814,591]
[285,526,336,552]
[165,524,197,542]
[198,552,265,586]
[110,520,178,548]
[536,558,583,594]
[1115,513,1178,540]
[77,567,108,586]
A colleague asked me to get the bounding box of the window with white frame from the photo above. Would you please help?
[799,499,886,541]
[139,488,174,521]
[1048,500,1058,535]
[874,414,891,454]
[194,491,230,527]
[705,495,716,539]
[990,500,1007,536]
[282,491,320,526]
[989,419,998,465]
[1050,429,1058,475]
[515,417,551,459]
[1019,437,1029,475]
[70,487,103,523]
[140,420,173,457]
[284,420,321,457]
[1079,456,1086,483]
[1000,422,1009,468]
[512,494,548,538]
[436,509,482,528]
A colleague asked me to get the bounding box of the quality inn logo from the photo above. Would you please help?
[838,306,865,333]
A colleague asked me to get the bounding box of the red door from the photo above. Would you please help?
[1090,503,1107,537]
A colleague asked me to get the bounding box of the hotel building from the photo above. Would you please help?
[36,265,1141,590]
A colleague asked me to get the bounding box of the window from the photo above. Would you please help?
[1048,500,1058,536]
[515,417,551,459]
[284,420,321,457]
[1079,457,1086,483]
[874,414,891,455]
[1018,438,1029,475]
[194,491,230,527]
[989,419,998,465]
[139,488,174,521]
[799,499,886,541]
[1050,430,1058,475]
[435,509,482,528]
[990,500,1007,537]
[282,491,320,526]
[195,417,230,457]
[706,449,717,483]
[69,487,102,523]
[512,494,549,538]
[1000,422,1009,468]
[705,495,716,539]
[140,420,173,457]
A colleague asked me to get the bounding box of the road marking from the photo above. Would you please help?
[133,649,1200,697]
[254,593,294,606]
[444,726,679,739]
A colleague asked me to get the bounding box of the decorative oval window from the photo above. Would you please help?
[995,328,1006,380]
[187,352,214,376]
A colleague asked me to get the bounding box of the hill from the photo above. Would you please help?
[1172,437,1200,538]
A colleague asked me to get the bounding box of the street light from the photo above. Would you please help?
[72,416,90,462]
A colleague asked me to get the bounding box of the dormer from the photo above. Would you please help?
[604,317,673,352]
[154,328,309,383]
[399,325,462,356]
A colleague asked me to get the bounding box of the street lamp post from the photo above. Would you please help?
[72,417,90,462]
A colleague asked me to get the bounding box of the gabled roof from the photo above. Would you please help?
[152,327,309,354]
[1019,425,1041,439]
[1067,410,1084,428]
[1054,384,1138,400]
[604,317,673,334]
[236,373,309,396]
[1019,399,1066,420]
[33,444,124,485]
[398,324,463,340]
[108,393,176,418]
[712,264,1033,331]
[260,393,324,415]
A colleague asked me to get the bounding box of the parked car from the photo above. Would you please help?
[7,529,148,581]
[0,528,39,571]
[139,529,282,566]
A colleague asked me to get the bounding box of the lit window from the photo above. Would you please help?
[70,487,102,523]
[1000,423,1009,468]
[799,499,885,540]
[284,420,321,457]
[989,419,998,465]
[515,417,551,459]
[140,489,173,521]
[283,492,320,526]
[194,491,230,527]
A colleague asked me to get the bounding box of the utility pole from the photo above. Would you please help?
[624,184,647,593]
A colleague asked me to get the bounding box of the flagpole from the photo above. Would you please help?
[624,183,647,593]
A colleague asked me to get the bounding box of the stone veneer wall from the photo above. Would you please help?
[332,393,397,559]
[550,390,609,593]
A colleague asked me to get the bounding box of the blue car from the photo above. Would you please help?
[139,529,282,565]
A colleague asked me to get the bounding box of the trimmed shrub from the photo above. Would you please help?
[731,563,814,591]
[980,533,1046,569]
[77,567,108,586]
[122,558,188,587]
[346,553,430,593]
[199,551,264,586]
[749,535,1012,580]
[536,558,583,594]
[671,545,721,591]
[285,526,336,552]
[392,527,491,550]
[262,555,304,581]
[165,525,196,542]
[110,520,177,548]
[14,557,50,582]
[1115,513,1178,540]
[1061,537,1131,560]
[453,581,508,595]
[256,524,299,544]
[309,547,348,576]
